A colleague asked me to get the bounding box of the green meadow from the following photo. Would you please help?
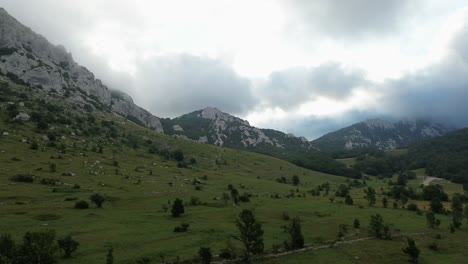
[0,81,466,263]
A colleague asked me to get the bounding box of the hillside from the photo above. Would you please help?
[0,8,163,132]
[161,108,361,178]
[1,77,467,264]
[406,128,468,184]
[313,118,451,151]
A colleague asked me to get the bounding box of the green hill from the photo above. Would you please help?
[1,77,467,264]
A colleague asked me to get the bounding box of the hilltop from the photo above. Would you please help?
[313,118,451,151]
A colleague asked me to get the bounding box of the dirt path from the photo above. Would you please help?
[422,176,443,186]
[212,233,424,263]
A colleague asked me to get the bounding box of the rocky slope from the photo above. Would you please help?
[312,118,452,151]
[0,8,163,132]
[161,107,315,150]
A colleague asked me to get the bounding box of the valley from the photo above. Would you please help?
[0,6,467,264]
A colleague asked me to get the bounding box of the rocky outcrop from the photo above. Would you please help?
[313,118,452,151]
[0,8,163,132]
[111,92,163,132]
[163,107,316,152]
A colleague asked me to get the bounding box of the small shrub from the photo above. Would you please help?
[282,212,290,221]
[90,193,105,208]
[30,141,39,150]
[173,223,190,233]
[10,174,35,183]
[40,178,59,185]
[428,242,439,251]
[190,196,201,206]
[74,200,89,209]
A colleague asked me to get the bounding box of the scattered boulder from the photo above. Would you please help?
[14,112,30,121]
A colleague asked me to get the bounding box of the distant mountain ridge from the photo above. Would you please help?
[161,107,315,151]
[0,8,164,132]
[312,118,452,151]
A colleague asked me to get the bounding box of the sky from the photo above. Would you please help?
[2,0,468,139]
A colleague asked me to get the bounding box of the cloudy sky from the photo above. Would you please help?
[2,0,468,139]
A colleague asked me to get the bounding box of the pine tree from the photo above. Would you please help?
[402,238,420,263]
[234,209,264,260]
[171,198,185,217]
[284,217,304,250]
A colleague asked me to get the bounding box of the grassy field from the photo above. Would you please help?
[1,81,467,263]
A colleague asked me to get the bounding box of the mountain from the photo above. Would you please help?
[312,118,452,151]
[161,107,315,149]
[0,8,163,132]
[160,107,361,178]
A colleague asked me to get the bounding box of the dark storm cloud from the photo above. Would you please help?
[286,0,415,38]
[269,109,388,140]
[376,13,468,127]
[132,54,257,118]
[261,62,366,109]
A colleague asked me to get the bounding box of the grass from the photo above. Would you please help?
[0,80,467,263]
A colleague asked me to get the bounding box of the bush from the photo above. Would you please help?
[90,193,105,208]
[20,230,59,263]
[40,178,58,185]
[173,223,190,233]
[57,235,79,258]
[30,141,39,150]
[171,198,185,217]
[172,149,184,161]
[10,174,35,183]
[74,200,89,209]
[198,247,212,264]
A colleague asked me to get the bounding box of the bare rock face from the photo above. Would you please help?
[313,118,452,151]
[0,8,163,132]
[164,107,316,153]
[111,92,163,132]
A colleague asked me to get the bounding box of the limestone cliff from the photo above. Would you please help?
[0,8,163,132]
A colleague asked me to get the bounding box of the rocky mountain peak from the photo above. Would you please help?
[313,118,453,151]
[0,8,163,132]
[363,118,394,129]
[198,107,250,126]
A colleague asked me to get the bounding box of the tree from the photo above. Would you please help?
[368,214,392,239]
[345,194,354,205]
[364,187,376,206]
[90,193,105,208]
[57,235,79,258]
[0,233,16,262]
[234,209,264,260]
[353,219,360,229]
[106,247,114,264]
[292,175,300,186]
[430,198,444,214]
[426,211,441,228]
[402,238,420,263]
[382,196,388,208]
[222,192,230,205]
[284,217,304,250]
[451,194,464,229]
[231,188,240,205]
[20,230,58,264]
[171,198,185,217]
[198,247,212,264]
